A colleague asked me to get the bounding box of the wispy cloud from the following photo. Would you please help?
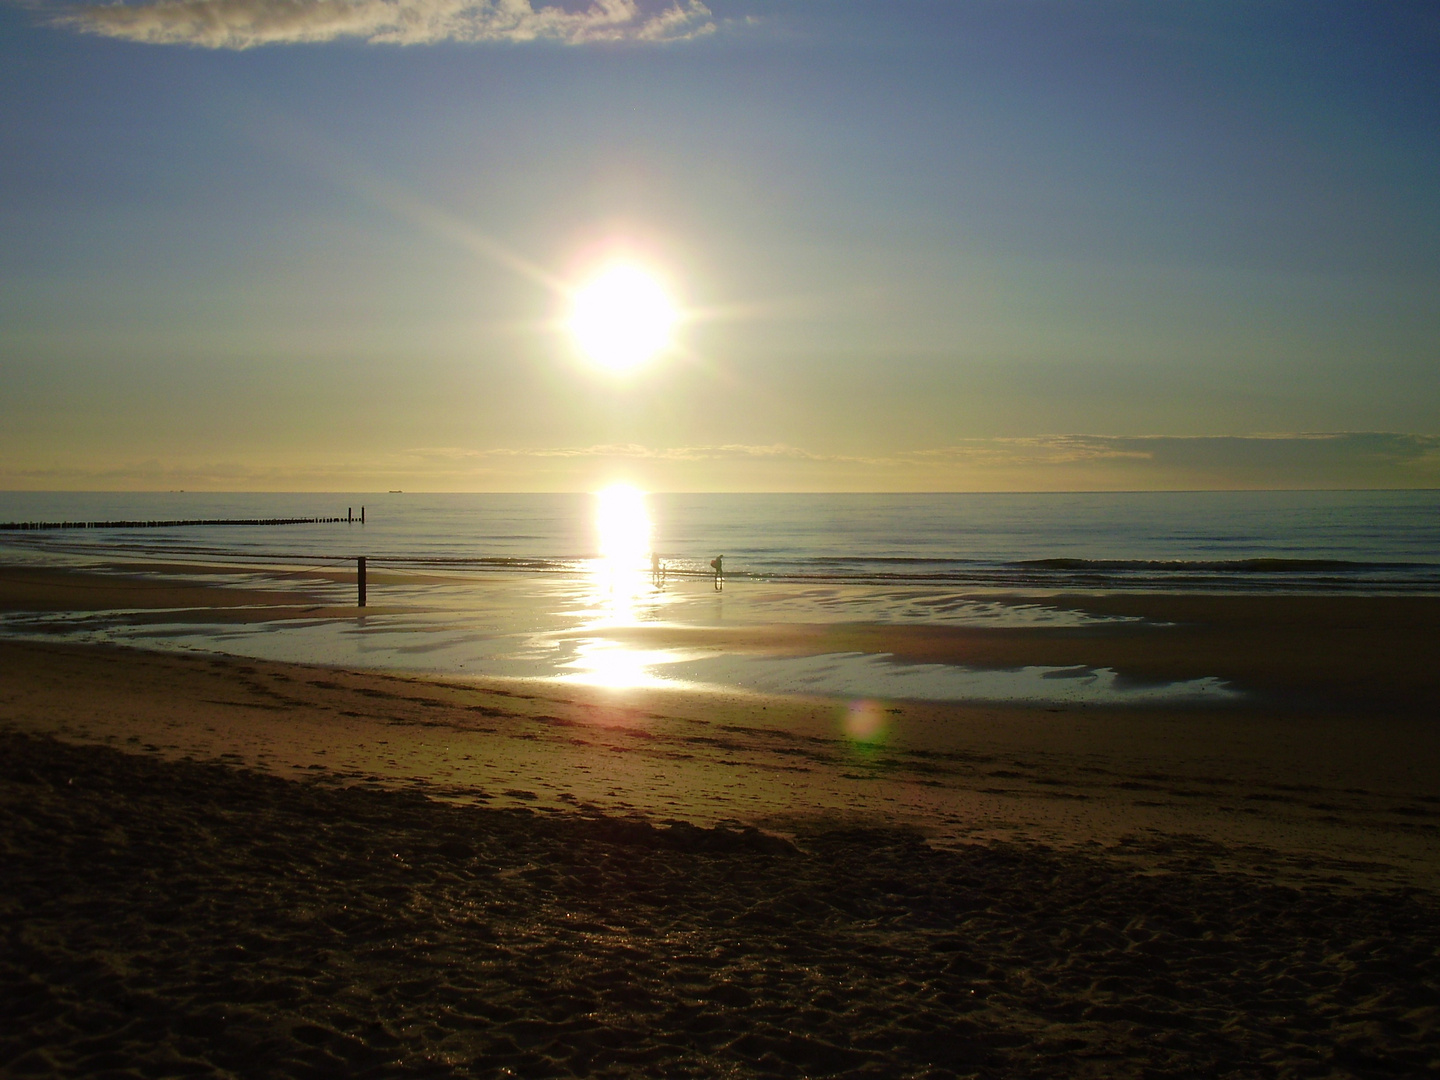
[439,442,891,464]
[5,434,1438,492]
[900,433,1440,489]
[55,0,716,49]
[912,432,1440,472]
[380,433,1440,489]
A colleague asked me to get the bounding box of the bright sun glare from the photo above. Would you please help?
[570,485,664,688]
[595,484,651,566]
[568,262,677,372]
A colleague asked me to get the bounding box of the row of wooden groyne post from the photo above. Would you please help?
[1,506,374,608]
[0,516,353,530]
[1,506,366,530]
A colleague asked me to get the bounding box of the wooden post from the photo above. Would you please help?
[357,556,367,608]
[348,507,353,523]
[361,506,365,525]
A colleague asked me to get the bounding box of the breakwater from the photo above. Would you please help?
[0,517,346,531]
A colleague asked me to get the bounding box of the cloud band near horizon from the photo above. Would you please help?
[4,433,1437,492]
[53,0,715,48]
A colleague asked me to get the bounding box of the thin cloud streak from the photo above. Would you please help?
[57,0,716,49]
[423,442,892,465]
[5,434,1437,491]
[425,432,1440,470]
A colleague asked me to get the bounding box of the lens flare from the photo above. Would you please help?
[843,699,888,744]
[568,261,677,372]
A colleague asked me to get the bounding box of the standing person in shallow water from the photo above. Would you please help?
[710,555,724,590]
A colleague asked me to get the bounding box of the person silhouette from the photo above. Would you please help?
[710,554,724,590]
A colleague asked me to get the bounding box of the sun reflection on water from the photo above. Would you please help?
[595,484,651,570]
[556,639,692,690]
[571,485,667,689]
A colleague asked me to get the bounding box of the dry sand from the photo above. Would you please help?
[2,565,1439,1077]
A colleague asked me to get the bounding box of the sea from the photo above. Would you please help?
[2,490,1437,704]
[3,489,1438,591]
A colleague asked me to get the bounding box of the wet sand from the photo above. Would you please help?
[0,563,330,613]
[3,566,1439,1076]
[596,591,1440,715]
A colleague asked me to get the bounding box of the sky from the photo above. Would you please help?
[2,0,1438,492]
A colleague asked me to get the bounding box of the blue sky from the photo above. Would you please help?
[3,0,1438,490]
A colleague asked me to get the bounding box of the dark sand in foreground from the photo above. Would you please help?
[5,729,1438,1079]
[2,567,1439,1077]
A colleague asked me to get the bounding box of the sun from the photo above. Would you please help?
[568,261,677,372]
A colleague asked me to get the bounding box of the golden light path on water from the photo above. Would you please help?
[561,485,681,690]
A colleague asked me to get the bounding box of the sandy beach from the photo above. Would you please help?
[11,3,1440,1073]
[3,565,1439,1076]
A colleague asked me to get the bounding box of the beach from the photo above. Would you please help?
[3,565,1439,1076]
[10,0,1440,1070]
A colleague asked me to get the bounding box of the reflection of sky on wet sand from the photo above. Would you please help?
[657,652,1238,706]
[553,639,711,691]
[0,587,1235,706]
[0,494,1216,705]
